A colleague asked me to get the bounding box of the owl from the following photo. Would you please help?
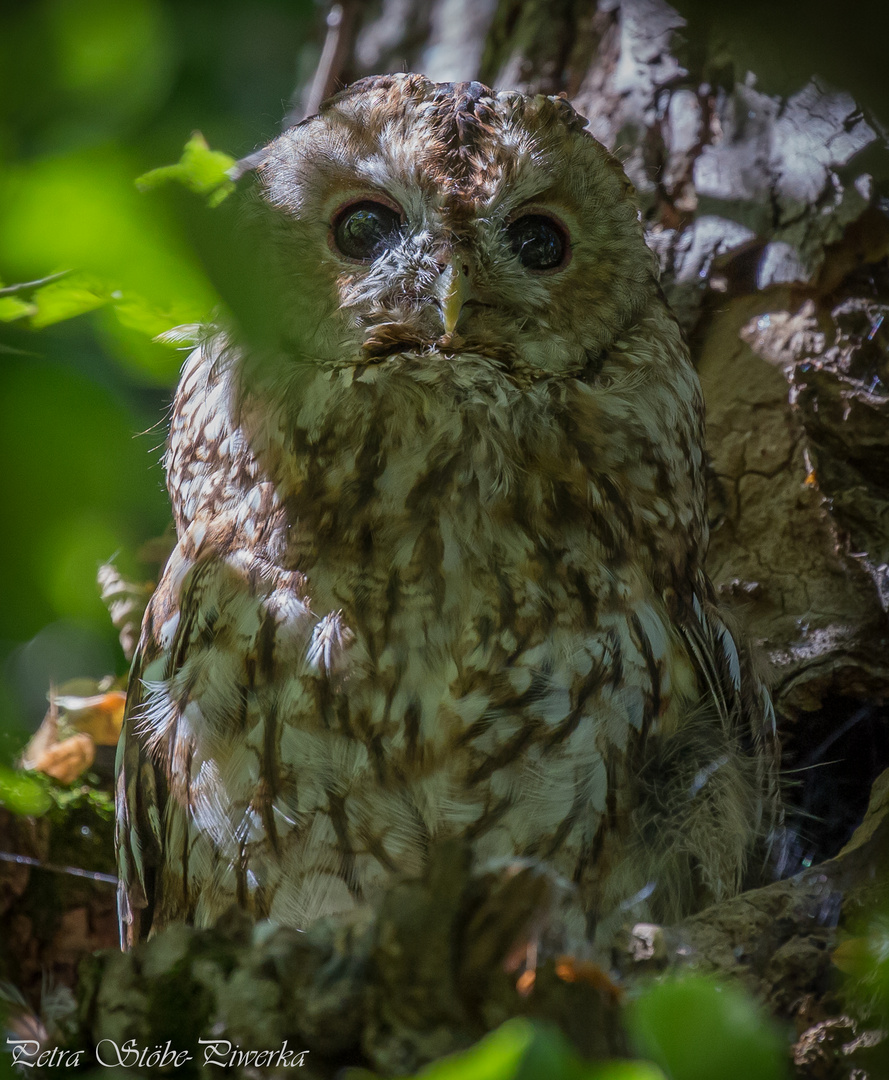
[116,75,779,949]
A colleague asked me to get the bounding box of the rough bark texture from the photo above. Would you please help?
[619,766,889,1077]
[5,1,888,1076]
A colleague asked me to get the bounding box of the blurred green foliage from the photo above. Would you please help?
[0,763,51,816]
[0,0,317,759]
[836,907,889,1034]
[841,909,889,1075]
[353,1019,666,1080]
[627,975,788,1080]
[354,979,791,1080]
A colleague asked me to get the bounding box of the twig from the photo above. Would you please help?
[0,850,118,886]
[230,1,364,180]
[0,270,71,298]
[286,0,364,127]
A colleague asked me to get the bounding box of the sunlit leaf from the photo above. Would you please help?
[0,764,52,816]
[31,274,110,327]
[137,132,237,207]
[0,296,37,322]
[110,291,198,340]
[417,1019,550,1080]
[0,149,218,354]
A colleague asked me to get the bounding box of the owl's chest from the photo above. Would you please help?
[291,452,596,678]
[288,413,609,624]
[177,510,692,926]
[278,436,687,753]
[161,405,699,927]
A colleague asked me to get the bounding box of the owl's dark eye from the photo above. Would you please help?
[331,201,403,261]
[506,214,569,271]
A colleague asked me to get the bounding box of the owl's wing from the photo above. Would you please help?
[601,586,782,927]
[680,590,776,749]
[675,588,781,861]
[114,545,239,947]
[114,535,215,947]
[115,630,167,949]
[115,523,320,947]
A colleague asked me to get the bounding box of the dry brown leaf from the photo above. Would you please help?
[31,733,95,785]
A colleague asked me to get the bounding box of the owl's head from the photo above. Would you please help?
[252,74,660,383]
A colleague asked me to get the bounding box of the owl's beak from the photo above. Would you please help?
[434,258,472,335]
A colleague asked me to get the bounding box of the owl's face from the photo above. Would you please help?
[254,75,659,384]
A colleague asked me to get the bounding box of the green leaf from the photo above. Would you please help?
[136,132,237,207]
[592,1065,666,1080]
[0,765,52,816]
[356,1020,665,1080]
[628,975,788,1080]
[420,1019,558,1080]
[110,292,185,339]
[0,148,219,342]
[0,296,37,322]
[31,274,110,327]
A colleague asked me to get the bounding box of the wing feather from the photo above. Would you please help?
[115,641,167,948]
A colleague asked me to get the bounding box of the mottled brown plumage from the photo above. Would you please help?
[116,75,779,949]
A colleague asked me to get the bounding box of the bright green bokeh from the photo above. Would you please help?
[0,0,316,746]
[0,765,52,816]
[50,0,169,95]
[48,0,173,119]
[40,511,127,620]
[628,976,787,1080]
[362,1020,666,1080]
[0,357,169,641]
[0,148,218,381]
[0,0,175,158]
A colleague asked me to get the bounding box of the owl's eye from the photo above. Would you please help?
[506,214,569,271]
[331,201,403,261]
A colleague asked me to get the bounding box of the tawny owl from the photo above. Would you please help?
[116,75,779,949]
